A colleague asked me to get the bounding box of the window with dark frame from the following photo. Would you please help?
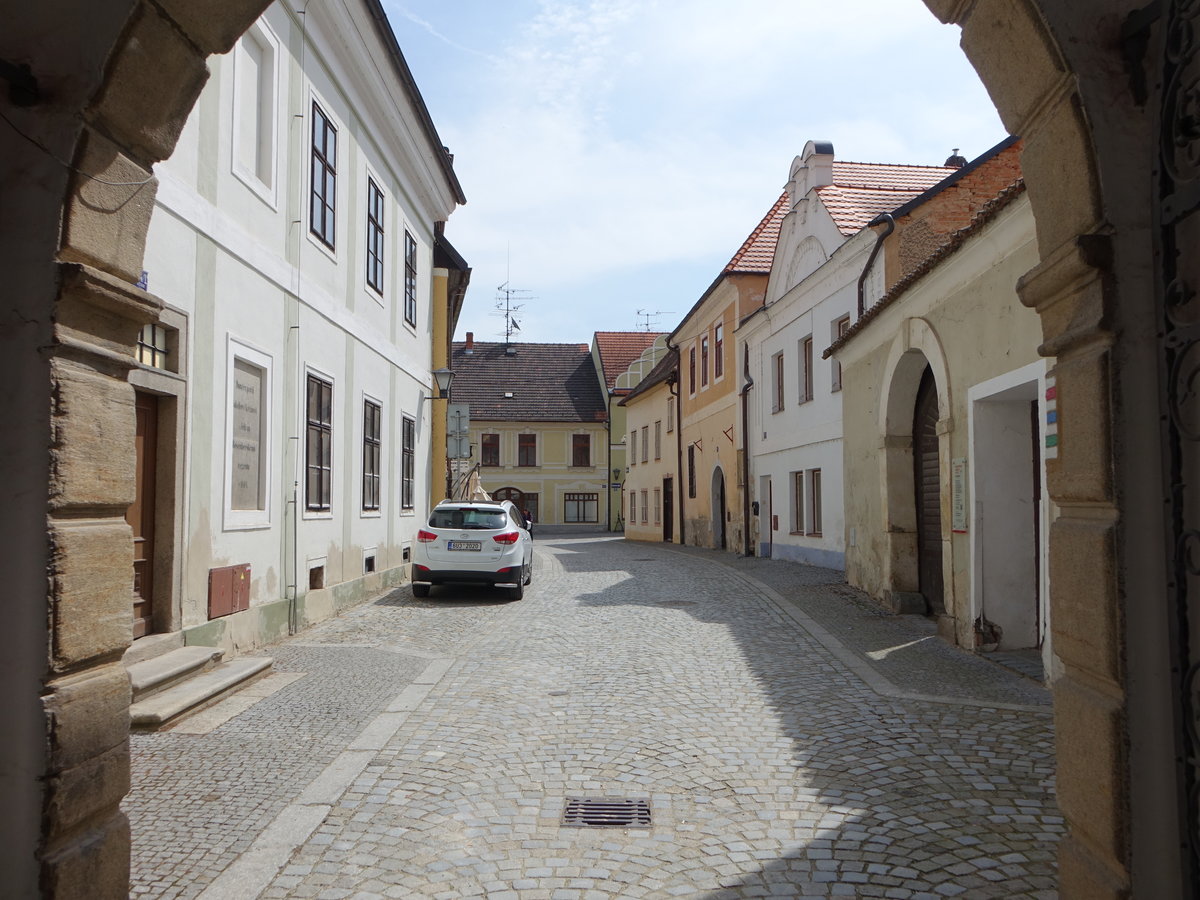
[404,230,417,326]
[572,433,590,467]
[654,421,661,460]
[689,347,696,394]
[807,468,822,536]
[801,336,814,402]
[640,489,648,525]
[630,430,637,466]
[701,335,709,386]
[714,322,724,378]
[401,415,415,509]
[564,492,598,523]
[831,315,850,391]
[792,470,804,533]
[309,102,336,249]
[137,323,171,370]
[305,373,333,511]
[772,352,785,412]
[481,433,500,466]
[362,399,381,512]
[366,178,385,295]
[518,433,536,467]
[641,425,648,463]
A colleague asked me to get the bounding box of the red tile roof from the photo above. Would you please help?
[594,331,666,392]
[725,192,789,273]
[818,161,957,235]
[451,342,607,422]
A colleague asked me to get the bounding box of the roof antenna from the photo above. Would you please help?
[494,279,535,354]
[635,309,673,331]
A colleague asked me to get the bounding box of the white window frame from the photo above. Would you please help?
[230,19,280,207]
[223,336,273,531]
[790,470,804,534]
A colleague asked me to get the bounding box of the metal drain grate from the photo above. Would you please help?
[561,798,652,828]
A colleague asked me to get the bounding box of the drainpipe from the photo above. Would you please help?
[857,213,894,318]
[740,354,754,557]
[665,339,684,545]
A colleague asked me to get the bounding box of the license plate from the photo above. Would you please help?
[447,541,481,551]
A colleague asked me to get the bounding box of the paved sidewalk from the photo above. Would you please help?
[126,536,1059,899]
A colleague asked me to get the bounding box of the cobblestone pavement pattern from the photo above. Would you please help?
[127,536,1060,899]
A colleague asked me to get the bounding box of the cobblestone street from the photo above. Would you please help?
[126,536,1060,899]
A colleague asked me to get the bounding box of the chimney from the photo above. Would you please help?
[465,332,474,354]
[945,148,968,168]
[789,140,835,208]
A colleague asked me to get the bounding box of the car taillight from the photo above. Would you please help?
[417,529,438,543]
[492,531,520,545]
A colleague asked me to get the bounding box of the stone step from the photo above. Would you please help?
[130,656,274,730]
[123,631,185,667]
[126,645,224,702]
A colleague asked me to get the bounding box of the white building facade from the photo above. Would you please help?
[741,142,952,568]
[136,0,464,652]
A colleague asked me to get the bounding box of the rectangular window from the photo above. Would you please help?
[800,336,814,402]
[401,416,415,510]
[689,347,696,394]
[305,373,333,512]
[641,425,649,463]
[137,323,171,370]
[807,468,823,536]
[564,492,598,523]
[653,488,661,525]
[231,358,267,511]
[667,396,675,432]
[362,399,381,512]
[404,230,417,326]
[572,433,590,467]
[831,315,850,391]
[791,471,804,533]
[630,430,637,466]
[714,322,724,378]
[627,490,634,523]
[234,24,276,191]
[518,433,536,467]
[309,102,336,249]
[654,421,662,460]
[481,433,500,467]
[640,489,649,525]
[701,335,710,386]
[688,444,697,498]
[772,352,785,413]
[366,179,385,295]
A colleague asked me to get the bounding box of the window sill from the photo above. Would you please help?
[806,531,823,538]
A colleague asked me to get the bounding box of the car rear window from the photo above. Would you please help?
[429,507,508,530]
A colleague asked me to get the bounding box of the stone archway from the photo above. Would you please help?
[0,0,1185,896]
[711,466,727,550]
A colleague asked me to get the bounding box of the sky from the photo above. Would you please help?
[385,1,1007,345]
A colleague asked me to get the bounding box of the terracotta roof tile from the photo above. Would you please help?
[725,192,788,273]
[824,179,1027,359]
[818,161,957,235]
[594,331,666,391]
[451,342,608,422]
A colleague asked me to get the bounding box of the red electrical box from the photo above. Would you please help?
[208,564,250,618]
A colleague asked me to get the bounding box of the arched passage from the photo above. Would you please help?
[711,466,727,550]
[0,0,1185,896]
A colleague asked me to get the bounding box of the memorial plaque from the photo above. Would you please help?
[232,358,265,510]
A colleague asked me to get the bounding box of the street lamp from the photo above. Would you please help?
[432,366,455,400]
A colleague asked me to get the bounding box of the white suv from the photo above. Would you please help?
[411,500,533,600]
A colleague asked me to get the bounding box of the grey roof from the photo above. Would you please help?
[451,342,608,423]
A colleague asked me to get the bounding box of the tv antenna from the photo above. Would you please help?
[635,309,673,331]
[494,282,535,348]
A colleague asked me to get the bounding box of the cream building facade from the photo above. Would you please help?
[620,350,680,542]
[831,188,1051,665]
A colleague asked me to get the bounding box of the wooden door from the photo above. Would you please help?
[913,368,943,615]
[662,477,673,542]
[127,392,158,638]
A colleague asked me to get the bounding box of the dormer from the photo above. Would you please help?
[788,140,835,208]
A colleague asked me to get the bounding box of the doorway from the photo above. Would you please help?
[662,477,673,542]
[913,367,943,616]
[711,467,726,550]
[128,392,159,639]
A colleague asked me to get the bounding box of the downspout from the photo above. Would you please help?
[606,391,613,531]
[666,338,684,545]
[740,347,754,557]
[857,213,894,318]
